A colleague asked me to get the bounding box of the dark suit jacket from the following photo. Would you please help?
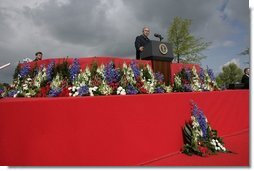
[241,74,249,89]
[135,35,150,60]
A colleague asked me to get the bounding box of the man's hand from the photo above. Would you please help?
[139,46,144,52]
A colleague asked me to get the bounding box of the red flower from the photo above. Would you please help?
[140,87,148,94]
[59,87,70,97]
[198,146,209,157]
[110,82,119,91]
[136,80,144,88]
[37,84,50,97]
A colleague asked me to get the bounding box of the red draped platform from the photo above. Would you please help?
[0,90,249,166]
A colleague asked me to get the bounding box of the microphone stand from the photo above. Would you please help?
[0,63,10,70]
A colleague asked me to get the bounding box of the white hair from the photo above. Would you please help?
[142,26,150,32]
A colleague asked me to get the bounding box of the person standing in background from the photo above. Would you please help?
[241,67,250,89]
[34,51,43,61]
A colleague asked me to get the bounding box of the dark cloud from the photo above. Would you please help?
[24,0,119,45]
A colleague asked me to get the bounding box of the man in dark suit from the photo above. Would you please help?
[135,27,150,60]
[241,67,249,89]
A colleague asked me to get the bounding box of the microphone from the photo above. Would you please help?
[154,33,164,41]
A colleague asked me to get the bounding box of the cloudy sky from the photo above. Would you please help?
[0,0,250,83]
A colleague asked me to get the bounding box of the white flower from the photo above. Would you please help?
[191,116,195,121]
[120,90,126,95]
[210,141,216,146]
[22,84,28,90]
[123,62,127,69]
[91,86,98,91]
[199,130,203,137]
[72,86,76,92]
[192,120,199,128]
[117,86,123,91]
[74,92,79,97]
[25,93,31,97]
[69,93,72,96]
[89,86,98,96]
[13,92,18,98]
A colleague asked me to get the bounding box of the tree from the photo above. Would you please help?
[167,17,211,64]
[216,62,243,87]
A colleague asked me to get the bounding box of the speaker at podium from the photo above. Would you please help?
[140,40,174,85]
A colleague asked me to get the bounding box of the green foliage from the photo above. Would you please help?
[142,67,152,80]
[13,63,21,79]
[216,62,243,86]
[30,63,38,78]
[167,17,211,64]
[53,59,70,81]
[90,61,99,78]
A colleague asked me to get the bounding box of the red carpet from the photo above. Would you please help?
[142,130,249,166]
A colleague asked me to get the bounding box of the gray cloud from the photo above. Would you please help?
[24,0,115,45]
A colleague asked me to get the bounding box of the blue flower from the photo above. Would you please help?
[19,64,30,78]
[78,85,89,96]
[33,67,39,76]
[155,72,164,82]
[207,66,215,81]
[69,58,80,82]
[198,110,207,138]
[0,88,4,94]
[46,61,55,81]
[104,62,121,84]
[184,84,192,92]
[185,69,192,81]
[48,88,62,97]
[154,86,165,93]
[130,60,140,80]
[192,103,199,118]
[191,102,207,138]
[199,68,205,82]
[7,90,18,97]
[126,84,138,95]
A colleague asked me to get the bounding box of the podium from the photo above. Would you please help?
[140,40,174,85]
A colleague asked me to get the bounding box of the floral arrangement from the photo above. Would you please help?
[182,101,231,156]
[3,58,172,98]
[173,66,220,92]
[0,83,6,98]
